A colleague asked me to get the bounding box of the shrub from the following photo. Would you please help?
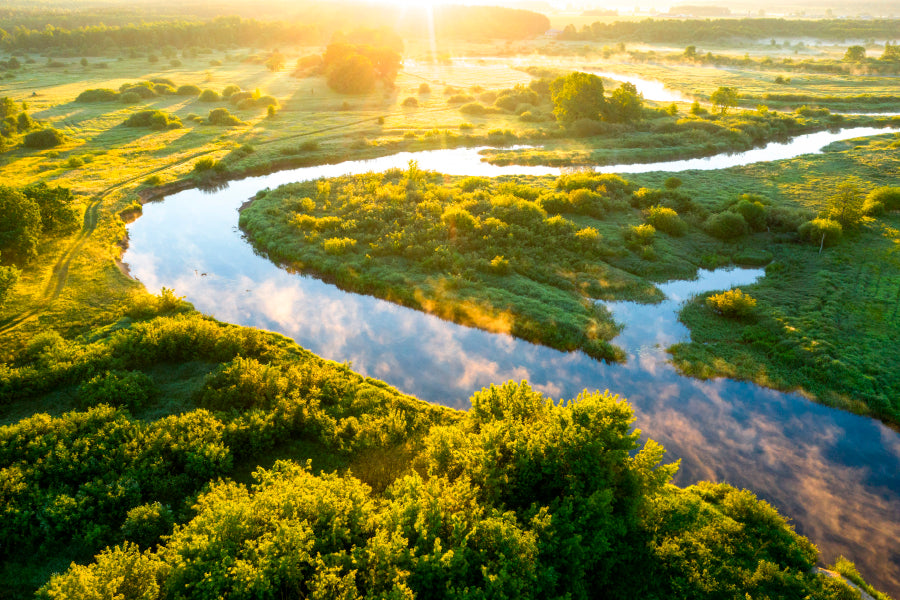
[119,91,142,104]
[734,196,767,231]
[798,218,842,246]
[23,128,64,149]
[460,102,488,115]
[706,288,757,318]
[705,211,748,240]
[625,223,656,246]
[121,502,175,549]
[664,177,682,190]
[402,96,418,108]
[176,84,202,96]
[256,95,279,107]
[865,186,900,212]
[323,237,357,254]
[222,85,241,98]
[418,83,431,94]
[448,94,476,104]
[124,110,181,130]
[193,157,216,172]
[121,84,156,99]
[489,255,510,274]
[207,108,244,126]
[78,370,156,411]
[570,118,607,138]
[75,88,119,102]
[229,91,253,104]
[199,89,220,102]
[645,205,687,236]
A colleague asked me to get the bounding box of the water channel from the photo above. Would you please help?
[124,127,900,594]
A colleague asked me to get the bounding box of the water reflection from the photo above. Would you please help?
[125,143,900,596]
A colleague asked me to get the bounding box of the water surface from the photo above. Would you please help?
[125,137,900,595]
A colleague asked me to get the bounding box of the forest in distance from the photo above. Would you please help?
[0,0,899,598]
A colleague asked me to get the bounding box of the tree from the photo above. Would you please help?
[0,255,19,309]
[843,45,866,62]
[0,186,41,265]
[265,51,285,72]
[827,181,864,227]
[683,45,698,59]
[603,82,644,123]
[326,53,376,94]
[550,72,606,123]
[710,86,739,114]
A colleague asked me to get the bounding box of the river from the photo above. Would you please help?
[124,127,900,595]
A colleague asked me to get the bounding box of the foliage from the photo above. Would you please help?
[176,84,201,96]
[35,380,865,599]
[798,218,843,246]
[604,81,644,123]
[23,128,64,149]
[240,172,634,362]
[75,88,119,102]
[77,370,157,411]
[325,52,377,94]
[550,72,606,123]
[123,110,182,130]
[864,186,900,214]
[645,205,687,236]
[826,181,865,227]
[0,259,19,308]
[706,288,758,318]
[206,108,243,126]
[710,86,739,114]
[705,211,748,240]
[0,186,41,265]
[198,89,220,102]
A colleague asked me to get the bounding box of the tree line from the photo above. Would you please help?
[559,18,900,43]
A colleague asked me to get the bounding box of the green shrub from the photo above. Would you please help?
[221,84,241,98]
[402,96,418,107]
[705,211,748,240]
[418,83,431,94]
[460,102,488,115]
[207,107,244,126]
[124,110,181,130]
[77,370,156,411]
[176,84,202,96]
[193,157,216,172]
[119,91,142,104]
[706,288,757,318]
[865,186,900,212]
[798,218,842,246]
[229,91,253,104]
[625,223,656,246]
[199,89,220,102]
[121,502,175,549]
[645,205,688,236]
[23,128,64,149]
[75,88,119,102]
[734,195,767,231]
[120,84,156,99]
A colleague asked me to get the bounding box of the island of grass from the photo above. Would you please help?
[241,133,900,426]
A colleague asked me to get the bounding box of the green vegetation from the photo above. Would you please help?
[0,5,898,598]
[6,370,867,600]
[241,168,649,362]
[666,135,900,423]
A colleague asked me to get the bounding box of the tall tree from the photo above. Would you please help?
[710,86,739,114]
[550,72,606,123]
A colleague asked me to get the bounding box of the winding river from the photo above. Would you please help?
[124,127,900,595]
